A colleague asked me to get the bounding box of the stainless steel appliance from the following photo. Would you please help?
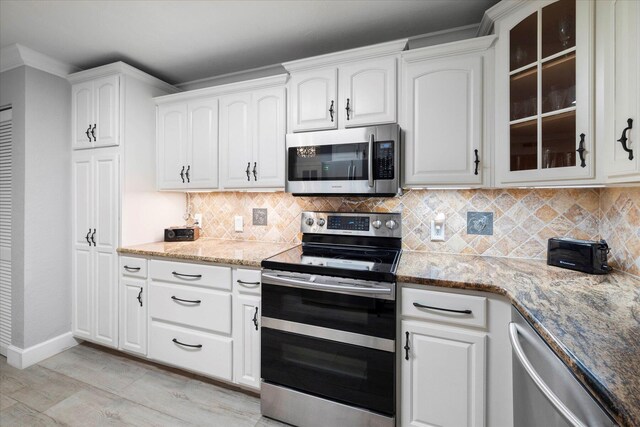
[510,307,616,427]
[260,211,402,427]
[285,124,401,196]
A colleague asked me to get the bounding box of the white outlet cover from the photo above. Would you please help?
[234,216,243,232]
[194,213,203,227]
[430,219,445,241]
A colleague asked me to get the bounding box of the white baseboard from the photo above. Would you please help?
[7,332,81,369]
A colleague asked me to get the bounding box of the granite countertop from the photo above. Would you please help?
[397,251,640,427]
[117,238,295,268]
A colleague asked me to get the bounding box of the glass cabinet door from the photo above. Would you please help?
[500,0,593,183]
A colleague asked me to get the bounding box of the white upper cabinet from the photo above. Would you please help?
[339,57,397,127]
[252,87,286,187]
[188,98,219,189]
[72,75,120,149]
[290,68,338,132]
[601,0,640,182]
[157,98,219,191]
[284,39,407,132]
[401,37,494,187]
[493,0,595,185]
[220,92,253,188]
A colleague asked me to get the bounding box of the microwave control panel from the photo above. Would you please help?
[375,141,394,180]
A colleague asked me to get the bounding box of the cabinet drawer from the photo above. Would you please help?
[234,268,261,295]
[150,260,231,290]
[120,256,148,279]
[402,287,486,329]
[149,282,231,334]
[149,321,232,381]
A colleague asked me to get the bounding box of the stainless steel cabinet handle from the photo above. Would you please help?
[509,323,587,427]
[368,134,374,188]
[172,338,202,349]
[171,271,202,278]
[262,273,391,295]
[171,295,201,304]
[413,302,471,314]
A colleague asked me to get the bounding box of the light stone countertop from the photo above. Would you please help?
[397,251,640,427]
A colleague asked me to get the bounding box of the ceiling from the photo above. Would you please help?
[0,0,498,85]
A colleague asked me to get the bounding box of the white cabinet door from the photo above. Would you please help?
[339,57,397,127]
[188,98,219,189]
[607,0,640,181]
[290,68,338,132]
[72,82,94,149]
[157,103,188,190]
[220,93,253,188]
[233,294,261,390]
[401,320,486,427]
[252,87,285,187]
[120,278,147,355]
[93,152,119,348]
[93,75,120,148]
[72,153,93,339]
[403,55,483,185]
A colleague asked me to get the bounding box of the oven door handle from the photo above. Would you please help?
[261,273,391,295]
[368,134,374,188]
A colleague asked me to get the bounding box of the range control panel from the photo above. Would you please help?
[301,211,402,238]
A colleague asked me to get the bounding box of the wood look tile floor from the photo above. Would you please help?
[0,343,289,426]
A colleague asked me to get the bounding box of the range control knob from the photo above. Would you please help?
[305,217,315,226]
[372,220,382,229]
[317,218,326,227]
[385,220,398,230]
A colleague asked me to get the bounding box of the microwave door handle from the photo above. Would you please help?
[261,273,391,295]
[347,163,353,180]
[368,134,374,188]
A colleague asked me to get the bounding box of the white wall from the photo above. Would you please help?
[0,65,71,350]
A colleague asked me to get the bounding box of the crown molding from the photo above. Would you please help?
[154,73,288,104]
[67,61,179,93]
[477,0,529,36]
[402,35,497,62]
[176,63,286,91]
[0,44,79,78]
[282,38,408,72]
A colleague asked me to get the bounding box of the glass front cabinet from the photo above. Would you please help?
[494,0,595,185]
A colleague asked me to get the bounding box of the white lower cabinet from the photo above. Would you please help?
[232,267,262,390]
[401,320,486,427]
[119,278,147,355]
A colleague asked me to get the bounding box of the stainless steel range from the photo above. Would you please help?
[260,211,402,427]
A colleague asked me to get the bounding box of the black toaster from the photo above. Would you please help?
[547,238,612,274]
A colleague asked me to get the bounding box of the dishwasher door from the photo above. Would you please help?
[510,307,616,427]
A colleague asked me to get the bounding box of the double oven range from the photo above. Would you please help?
[260,211,402,427]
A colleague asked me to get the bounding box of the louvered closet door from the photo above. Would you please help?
[0,109,12,356]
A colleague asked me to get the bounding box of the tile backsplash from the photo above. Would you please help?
[189,187,639,277]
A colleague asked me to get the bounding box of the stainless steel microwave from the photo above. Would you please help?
[285,124,401,196]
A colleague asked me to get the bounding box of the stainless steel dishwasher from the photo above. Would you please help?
[510,307,617,427]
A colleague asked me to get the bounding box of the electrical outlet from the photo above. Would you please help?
[467,212,493,235]
[253,208,268,226]
[234,216,243,232]
[193,213,203,228]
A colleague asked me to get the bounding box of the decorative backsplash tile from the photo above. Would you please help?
[189,187,639,276]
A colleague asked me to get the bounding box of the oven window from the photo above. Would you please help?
[288,143,369,181]
[262,328,395,416]
[262,284,395,339]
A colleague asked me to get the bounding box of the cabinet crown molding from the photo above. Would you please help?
[282,39,408,72]
[68,61,179,94]
[402,35,497,62]
[477,0,556,36]
[0,43,79,78]
[154,74,288,105]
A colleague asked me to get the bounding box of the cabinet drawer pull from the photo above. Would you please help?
[576,133,587,168]
[124,266,141,272]
[237,279,260,287]
[252,307,259,330]
[617,118,634,161]
[171,271,202,279]
[329,100,334,122]
[172,338,202,349]
[474,149,480,175]
[171,296,201,304]
[404,331,410,360]
[85,125,92,142]
[413,301,472,314]
[137,288,143,307]
[91,124,96,142]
